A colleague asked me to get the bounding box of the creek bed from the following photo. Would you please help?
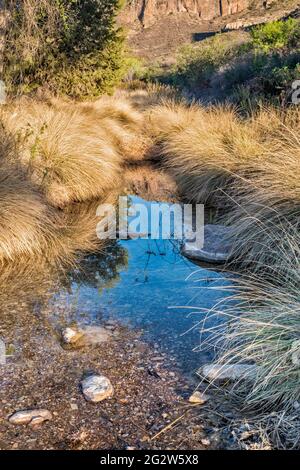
[0,195,234,450]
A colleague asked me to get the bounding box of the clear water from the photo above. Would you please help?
[0,196,233,379]
[53,196,233,376]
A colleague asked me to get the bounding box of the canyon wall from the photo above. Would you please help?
[121,1,266,27]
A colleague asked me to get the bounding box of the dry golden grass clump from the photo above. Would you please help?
[221,107,300,271]
[0,123,58,264]
[147,101,300,210]
[146,101,271,205]
[0,116,118,266]
[50,94,151,162]
[0,93,151,266]
[116,83,181,111]
[0,169,116,267]
[87,95,151,162]
[0,165,59,265]
[2,96,147,207]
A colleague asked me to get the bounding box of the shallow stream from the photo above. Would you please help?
[49,195,232,376]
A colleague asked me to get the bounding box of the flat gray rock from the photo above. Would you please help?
[61,325,112,349]
[182,224,234,264]
[9,409,52,426]
[81,374,114,403]
[201,364,257,382]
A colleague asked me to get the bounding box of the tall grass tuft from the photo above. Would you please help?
[0,165,59,264]
[221,106,300,272]
[2,96,146,207]
[211,229,300,416]
[147,101,269,205]
[147,102,300,218]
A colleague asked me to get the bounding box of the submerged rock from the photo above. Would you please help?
[81,374,114,403]
[182,224,234,264]
[61,325,112,349]
[82,326,112,345]
[202,364,257,381]
[189,391,209,404]
[9,409,52,426]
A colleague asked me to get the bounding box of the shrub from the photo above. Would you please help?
[3,0,129,98]
[251,18,300,52]
[148,18,300,107]
[169,31,251,90]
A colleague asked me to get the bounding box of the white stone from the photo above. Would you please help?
[201,438,210,446]
[62,327,83,345]
[9,409,52,425]
[81,374,114,403]
[189,391,209,404]
[202,364,257,381]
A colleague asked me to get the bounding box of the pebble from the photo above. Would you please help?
[62,327,83,345]
[189,391,209,404]
[81,374,114,402]
[201,438,210,446]
[9,409,52,426]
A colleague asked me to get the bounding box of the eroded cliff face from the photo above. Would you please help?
[121,0,266,27]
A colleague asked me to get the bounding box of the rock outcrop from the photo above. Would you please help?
[121,1,269,28]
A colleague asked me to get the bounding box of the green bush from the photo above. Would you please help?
[3,0,130,98]
[170,31,251,89]
[223,49,300,101]
[251,18,300,52]
[146,18,300,108]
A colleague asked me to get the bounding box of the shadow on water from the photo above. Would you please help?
[0,195,234,378]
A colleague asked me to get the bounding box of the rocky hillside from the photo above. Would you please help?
[121,0,299,61]
[121,1,273,28]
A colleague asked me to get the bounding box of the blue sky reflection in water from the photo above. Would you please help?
[59,197,233,376]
